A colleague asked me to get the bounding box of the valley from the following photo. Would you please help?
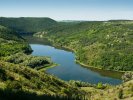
[26,36,122,85]
[0,17,133,100]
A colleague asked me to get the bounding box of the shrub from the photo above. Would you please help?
[122,72,133,82]
[0,68,7,81]
[6,81,22,90]
[97,82,105,89]
[118,89,123,99]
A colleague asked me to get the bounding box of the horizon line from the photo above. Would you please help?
[0,16,133,21]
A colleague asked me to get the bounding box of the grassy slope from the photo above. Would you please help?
[35,21,133,71]
[0,25,85,100]
[0,61,84,96]
[82,80,133,100]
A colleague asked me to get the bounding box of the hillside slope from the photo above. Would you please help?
[0,17,57,33]
[35,20,133,71]
[81,79,133,100]
[0,25,85,100]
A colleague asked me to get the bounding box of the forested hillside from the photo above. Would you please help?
[0,25,85,100]
[0,17,57,33]
[0,25,32,56]
[35,20,133,71]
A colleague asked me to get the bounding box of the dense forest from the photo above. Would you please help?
[35,20,133,71]
[0,17,57,33]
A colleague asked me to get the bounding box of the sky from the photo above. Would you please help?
[0,0,133,20]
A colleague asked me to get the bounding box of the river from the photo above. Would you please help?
[24,36,123,85]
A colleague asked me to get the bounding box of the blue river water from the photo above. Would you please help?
[30,43,122,85]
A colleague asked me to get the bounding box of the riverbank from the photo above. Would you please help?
[37,63,59,72]
[29,40,122,85]
[34,35,126,74]
[53,43,125,75]
[52,44,126,73]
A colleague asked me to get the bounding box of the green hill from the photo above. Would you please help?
[35,20,133,71]
[0,17,57,33]
[0,19,133,100]
[0,25,85,100]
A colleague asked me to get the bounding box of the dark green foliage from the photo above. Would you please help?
[3,53,52,69]
[118,89,123,99]
[0,68,7,81]
[0,89,83,100]
[0,43,31,57]
[0,17,57,33]
[6,81,22,90]
[26,57,50,68]
[0,25,32,57]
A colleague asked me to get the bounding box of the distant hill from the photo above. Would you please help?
[0,17,57,33]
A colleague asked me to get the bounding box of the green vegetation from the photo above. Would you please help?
[1,18,132,71]
[0,18,133,100]
[0,61,85,100]
[0,25,86,100]
[118,89,123,99]
[0,25,32,56]
[35,20,133,71]
[0,17,57,33]
[2,53,53,69]
[81,80,133,100]
[97,82,105,89]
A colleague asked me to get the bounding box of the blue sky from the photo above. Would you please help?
[0,0,133,20]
